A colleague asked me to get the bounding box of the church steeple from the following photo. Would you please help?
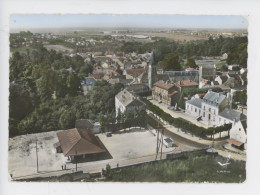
[148,51,157,89]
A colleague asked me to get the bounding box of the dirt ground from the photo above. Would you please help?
[8,128,179,179]
[8,130,66,178]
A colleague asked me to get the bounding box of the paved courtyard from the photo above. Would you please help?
[9,128,178,179]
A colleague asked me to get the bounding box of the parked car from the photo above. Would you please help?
[163,137,174,148]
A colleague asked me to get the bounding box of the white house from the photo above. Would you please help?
[229,120,247,149]
[222,53,228,60]
[186,91,231,126]
[215,75,228,85]
[115,89,146,117]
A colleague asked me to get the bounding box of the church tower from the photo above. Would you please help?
[148,51,158,89]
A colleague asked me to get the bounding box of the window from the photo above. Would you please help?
[195,108,197,112]
[209,108,211,112]
[239,128,241,131]
[203,112,205,117]
[203,106,205,110]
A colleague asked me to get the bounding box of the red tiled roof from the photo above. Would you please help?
[175,80,198,87]
[106,51,114,55]
[197,93,206,98]
[88,73,104,79]
[106,71,118,77]
[116,52,124,56]
[168,91,178,97]
[185,68,197,71]
[57,128,105,157]
[228,138,243,147]
[154,81,175,90]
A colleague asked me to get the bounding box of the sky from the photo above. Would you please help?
[10,14,248,30]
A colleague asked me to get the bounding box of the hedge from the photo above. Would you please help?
[142,98,232,137]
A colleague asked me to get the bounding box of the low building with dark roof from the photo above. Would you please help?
[164,71,199,83]
[56,128,105,161]
[218,108,247,125]
[75,119,100,134]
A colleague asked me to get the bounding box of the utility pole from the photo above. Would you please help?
[35,140,39,173]
[160,128,164,160]
[75,144,78,172]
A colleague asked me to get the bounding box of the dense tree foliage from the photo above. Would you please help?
[226,42,248,67]
[117,37,248,67]
[233,90,247,105]
[159,53,181,71]
[9,46,120,137]
[185,57,197,68]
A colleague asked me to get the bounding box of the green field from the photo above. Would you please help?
[104,155,246,183]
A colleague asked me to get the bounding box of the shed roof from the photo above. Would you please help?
[75,119,94,130]
[219,108,247,122]
[228,138,243,147]
[57,128,105,156]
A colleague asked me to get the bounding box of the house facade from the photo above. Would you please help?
[152,80,179,106]
[115,89,146,117]
[185,91,231,126]
[229,120,247,149]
